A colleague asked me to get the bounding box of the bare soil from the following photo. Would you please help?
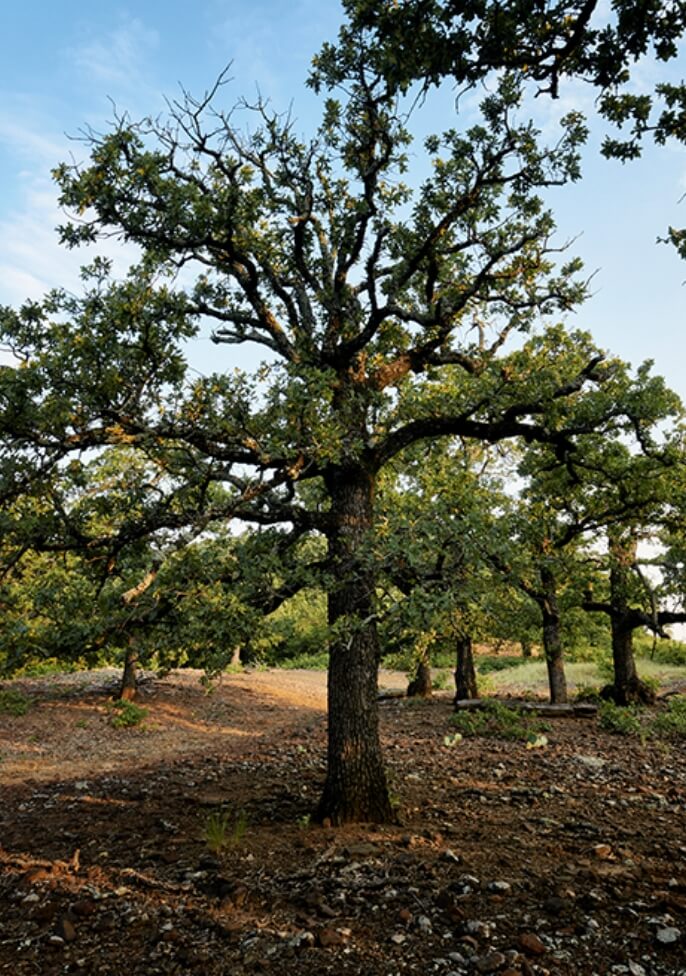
[1,668,685,976]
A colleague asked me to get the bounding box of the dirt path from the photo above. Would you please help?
[0,668,408,786]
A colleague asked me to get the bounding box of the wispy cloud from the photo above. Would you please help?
[0,172,139,308]
[0,114,67,169]
[68,15,159,96]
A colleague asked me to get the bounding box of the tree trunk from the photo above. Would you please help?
[606,532,654,706]
[454,634,478,702]
[407,651,432,697]
[118,640,139,701]
[540,567,568,704]
[316,465,393,825]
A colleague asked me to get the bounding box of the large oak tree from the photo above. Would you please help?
[0,42,660,821]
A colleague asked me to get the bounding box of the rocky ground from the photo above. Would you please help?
[0,668,685,976]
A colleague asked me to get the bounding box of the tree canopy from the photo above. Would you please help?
[1,6,685,822]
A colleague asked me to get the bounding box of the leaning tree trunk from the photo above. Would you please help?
[539,567,568,704]
[454,634,478,702]
[118,639,139,701]
[607,532,654,706]
[316,464,393,825]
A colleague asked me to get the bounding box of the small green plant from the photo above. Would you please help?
[650,697,686,740]
[108,699,148,728]
[203,808,249,852]
[598,700,642,736]
[443,731,463,747]
[75,718,89,729]
[296,813,312,829]
[0,689,31,716]
[432,670,450,691]
[450,700,549,743]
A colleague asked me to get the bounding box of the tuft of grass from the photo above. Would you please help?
[432,669,450,691]
[0,689,31,716]
[598,700,643,736]
[203,808,249,852]
[108,698,148,729]
[450,700,549,743]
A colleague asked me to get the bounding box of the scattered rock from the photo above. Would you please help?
[58,916,77,942]
[416,915,432,933]
[518,932,547,956]
[463,919,492,939]
[474,950,507,973]
[655,926,681,946]
[543,895,573,916]
[488,880,512,895]
[71,899,97,918]
[316,926,345,947]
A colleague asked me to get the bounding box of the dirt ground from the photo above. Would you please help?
[0,668,685,976]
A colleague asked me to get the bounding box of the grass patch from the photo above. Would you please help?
[476,655,529,674]
[451,700,549,743]
[0,689,32,715]
[0,689,31,716]
[277,651,329,670]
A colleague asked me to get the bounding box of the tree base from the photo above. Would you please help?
[314,784,396,826]
[407,660,432,698]
[600,677,656,706]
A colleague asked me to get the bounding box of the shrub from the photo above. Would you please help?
[476,655,528,674]
[598,700,642,736]
[432,669,450,691]
[574,684,604,703]
[635,634,686,666]
[109,699,148,728]
[650,696,686,740]
[278,650,329,670]
[0,689,31,716]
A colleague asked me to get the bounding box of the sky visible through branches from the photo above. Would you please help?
[0,1,684,396]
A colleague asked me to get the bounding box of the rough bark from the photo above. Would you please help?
[539,566,568,704]
[454,634,478,702]
[605,532,655,706]
[407,654,432,698]
[118,640,139,701]
[316,465,393,825]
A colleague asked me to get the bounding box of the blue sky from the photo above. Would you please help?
[1,2,684,398]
